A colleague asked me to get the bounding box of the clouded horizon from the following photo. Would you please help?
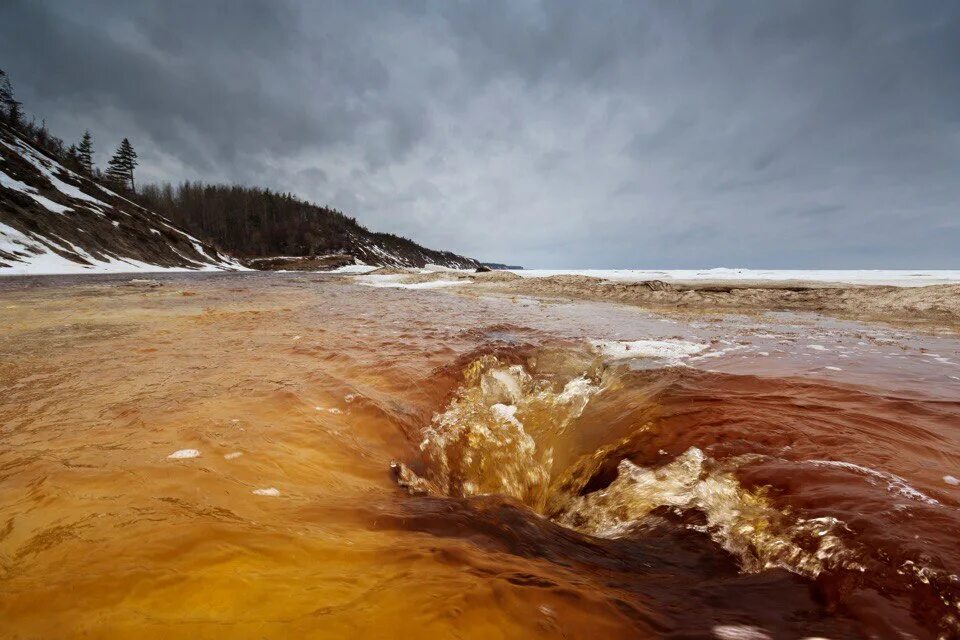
[2,0,958,268]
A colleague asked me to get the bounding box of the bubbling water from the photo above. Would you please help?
[558,449,861,578]
[407,353,603,511]
[395,349,862,582]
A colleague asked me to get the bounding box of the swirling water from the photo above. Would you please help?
[1,272,959,639]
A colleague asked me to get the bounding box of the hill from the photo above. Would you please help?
[0,127,479,274]
[1,62,479,274]
[134,182,479,269]
[0,125,239,275]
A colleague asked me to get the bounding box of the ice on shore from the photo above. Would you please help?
[330,263,378,274]
[355,274,466,289]
[590,339,707,364]
[508,268,960,287]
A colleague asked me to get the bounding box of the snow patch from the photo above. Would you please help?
[330,263,378,274]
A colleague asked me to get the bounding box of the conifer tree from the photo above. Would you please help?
[0,69,12,109]
[66,144,79,169]
[106,138,138,192]
[0,68,23,128]
[77,130,94,174]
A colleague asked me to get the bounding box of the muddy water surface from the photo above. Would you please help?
[1,273,959,639]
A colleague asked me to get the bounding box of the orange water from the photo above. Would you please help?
[1,273,959,639]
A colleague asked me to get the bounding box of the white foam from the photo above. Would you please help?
[223,452,243,460]
[590,339,707,364]
[689,344,750,361]
[252,487,281,496]
[490,403,523,428]
[316,406,343,414]
[713,625,773,640]
[944,475,959,486]
[808,459,940,505]
[557,376,597,403]
[167,449,200,459]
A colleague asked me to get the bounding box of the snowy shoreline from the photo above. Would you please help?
[3,261,959,287]
[504,268,960,288]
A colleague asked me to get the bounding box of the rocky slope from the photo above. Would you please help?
[0,125,239,275]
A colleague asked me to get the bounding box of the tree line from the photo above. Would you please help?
[135,181,368,257]
[2,67,450,262]
[1,68,138,192]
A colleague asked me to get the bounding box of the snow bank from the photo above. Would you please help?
[0,223,232,276]
[422,263,471,274]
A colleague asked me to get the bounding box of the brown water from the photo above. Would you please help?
[1,273,959,639]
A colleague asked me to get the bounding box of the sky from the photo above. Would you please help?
[1,0,958,268]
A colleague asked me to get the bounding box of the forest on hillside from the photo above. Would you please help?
[135,182,367,258]
[134,181,477,266]
[2,67,474,265]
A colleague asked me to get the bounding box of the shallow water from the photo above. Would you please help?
[1,273,959,638]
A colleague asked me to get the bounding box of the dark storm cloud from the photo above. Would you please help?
[1,0,958,267]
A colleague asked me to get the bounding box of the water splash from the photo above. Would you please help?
[399,352,861,579]
[557,448,862,578]
[413,354,601,511]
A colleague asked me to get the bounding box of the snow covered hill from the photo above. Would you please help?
[0,125,241,275]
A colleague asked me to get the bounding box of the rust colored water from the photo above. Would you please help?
[1,273,959,639]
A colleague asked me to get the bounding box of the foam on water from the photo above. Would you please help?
[167,449,200,459]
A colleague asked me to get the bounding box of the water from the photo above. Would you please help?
[1,273,959,638]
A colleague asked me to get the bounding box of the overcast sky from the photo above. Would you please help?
[1,1,958,268]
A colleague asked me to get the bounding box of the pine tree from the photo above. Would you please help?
[106,138,138,192]
[0,69,11,108]
[66,144,79,169]
[0,68,23,128]
[76,130,94,174]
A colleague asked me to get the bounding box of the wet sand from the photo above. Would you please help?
[1,272,959,638]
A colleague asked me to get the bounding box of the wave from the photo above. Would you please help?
[391,342,960,638]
